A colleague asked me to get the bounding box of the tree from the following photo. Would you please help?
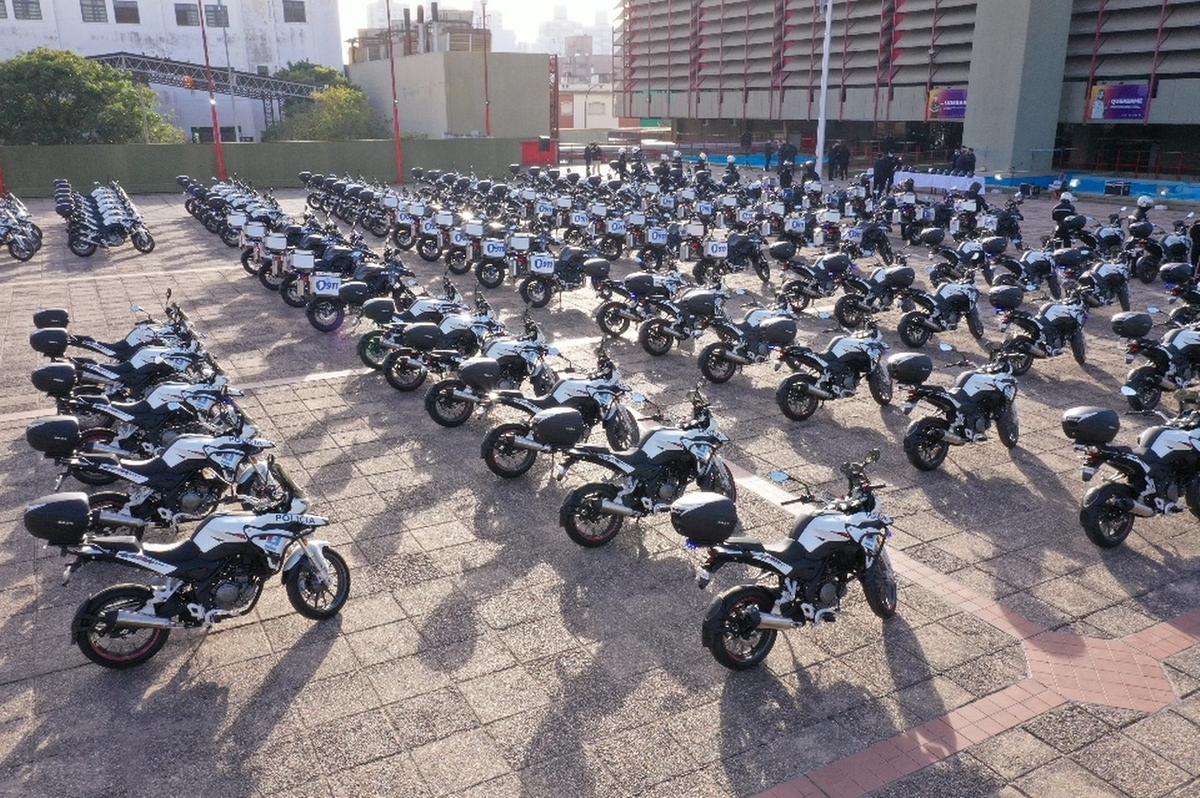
[0,48,183,145]
[264,86,388,142]
[274,60,348,114]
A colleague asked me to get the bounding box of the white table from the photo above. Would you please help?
[893,170,977,193]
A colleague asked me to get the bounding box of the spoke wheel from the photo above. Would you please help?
[481,423,538,478]
[286,549,350,620]
[702,585,777,671]
[560,482,624,547]
[74,584,169,669]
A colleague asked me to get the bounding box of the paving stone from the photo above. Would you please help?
[411,729,512,796]
[1025,703,1117,753]
[1017,757,1131,798]
[1075,735,1190,797]
[1125,711,1200,776]
[968,727,1061,780]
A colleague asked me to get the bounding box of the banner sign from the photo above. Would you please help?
[1086,82,1149,122]
[926,88,967,121]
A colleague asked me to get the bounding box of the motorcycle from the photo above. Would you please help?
[478,351,640,477]
[683,449,897,670]
[637,285,729,357]
[594,270,687,337]
[989,285,1089,376]
[1112,311,1200,412]
[892,351,1020,471]
[518,249,611,309]
[25,493,348,668]
[896,273,985,348]
[832,260,916,330]
[1063,397,1200,548]
[774,321,892,422]
[554,387,736,547]
[696,298,799,383]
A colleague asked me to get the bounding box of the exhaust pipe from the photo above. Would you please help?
[920,317,944,331]
[753,611,804,631]
[719,350,753,365]
[1115,498,1156,518]
[511,435,552,453]
[113,610,176,629]
[795,382,835,400]
[94,511,146,529]
[450,389,481,402]
[599,499,639,517]
[939,431,970,446]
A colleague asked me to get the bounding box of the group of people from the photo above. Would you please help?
[950,146,977,175]
[761,137,800,172]
[871,151,903,194]
[581,142,606,175]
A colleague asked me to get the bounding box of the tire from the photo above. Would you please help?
[868,364,893,406]
[698,342,738,384]
[519,277,552,308]
[638,319,674,356]
[257,261,285,291]
[860,549,898,619]
[87,491,130,514]
[996,402,1020,449]
[897,311,932,348]
[595,301,631,337]
[73,584,169,669]
[446,249,471,275]
[306,299,345,333]
[775,374,820,421]
[358,331,389,370]
[781,283,811,312]
[366,216,389,237]
[475,260,505,289]
[241,247,259,275]
[560,482,624,547]
[1080,483,1136,548]
[697,458,738,500]
[204,214,222,234]
[1186,478,1200,520]
[598,236,622,261]
[280,274,307,308]
[753,258,771,283]
[636,248,663,271]
[966,306,984,339]
[834,293,867,329]
[417,237,442,262]
[424,379,475,427]
[220,226,240,248]
[392,225,416,250]
[530,367,557,397]
[285,548,351,620]
[903,416,951,471]
[1006,337,1035,376]
[1135,257,1158,284]
[7,239,35,262]
[603,406,639,450]
[69,237,97,257]
[1116,283,1131,312]
[1047,271,1062,300]
[701,585,778,671]
[1070,330,1087,366]
[382,352,427,392]
[481,422,538,478]
[1124,365,1162,412]
[692,260,718,285]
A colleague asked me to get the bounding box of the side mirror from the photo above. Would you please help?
[768,470,792,483]
[130,303,145,314]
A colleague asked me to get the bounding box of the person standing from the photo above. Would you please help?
[616,147,628,179]
[830,140,849,180]
[872,152,889,195]
[962,147,976,176]
[583,143,594,176]
[764,138,776,172]
[778,138,798,171]
[740,129,753,153]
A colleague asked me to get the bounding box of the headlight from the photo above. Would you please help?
[593,391,613,408]
[690,443,714,465]
[861,534,881,555]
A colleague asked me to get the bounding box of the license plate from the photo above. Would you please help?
[847,229,864,242]
[703,241,728,259]
[451,231,469,247]
[530,254,555,274]
[648,228,668,245]
[785,218,806,233]
[483,240,507,258]
[570,211,590,227]
[607,220,627,235]
[421,219,438,234]
[1081,466,1097,481]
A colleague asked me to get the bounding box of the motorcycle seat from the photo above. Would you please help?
[721,535,805,561]
[88,535,141,553]
[142,539,206,565]
[116,457,171,478]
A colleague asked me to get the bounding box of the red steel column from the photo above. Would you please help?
[197,0,226,179]
[385,0,405,183]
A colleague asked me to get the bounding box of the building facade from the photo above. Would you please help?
[615,0,1200,176]
[0,0,342,140]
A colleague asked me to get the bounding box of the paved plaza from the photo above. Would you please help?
[0,186,1198,797]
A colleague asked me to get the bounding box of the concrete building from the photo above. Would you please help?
[349,50,551,139]
[0,0,342,141]
[615,0,1200,177]
[349,3,489,64]
[559,81,618,130]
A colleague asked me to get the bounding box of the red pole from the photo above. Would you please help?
[385,0,405,183]
[481,0,492,136]
[197,0,226,180]
[0,158,6,195]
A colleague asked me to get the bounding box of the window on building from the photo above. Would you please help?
[204,3,227,27]
[12,0,41,19]
[174,2,198,25]
[0,1,7,19]
[80,0,107,22]
[281,0,304,22]
[113,0,138,23]
[256,65,269,76]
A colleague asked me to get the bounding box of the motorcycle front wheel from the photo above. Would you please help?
[868,365,893,406]
[358,330,389,370]
[996,402,1020,449]
[701,584,778,671]
[697,458,738,500]
[286,548,351,620]
[860,550,898,619]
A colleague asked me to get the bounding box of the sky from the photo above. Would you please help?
[337,0,614,45]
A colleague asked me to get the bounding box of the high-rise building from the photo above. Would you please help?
[615,0,1200,176]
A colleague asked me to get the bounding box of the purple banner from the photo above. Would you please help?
[1087,83,1149,122]
[926,88,967,121]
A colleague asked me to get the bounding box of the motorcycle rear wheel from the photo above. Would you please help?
[424,379,475,427]
[560,482,624,547]
[702,585,778,671]
[74,584,169,669]
[833,293,867,329]
[698,343,738,384]
[481,422,537,478]
[1124,365,1162,412]
[638,319,674,356]
[897,311,932,348]
[1080,483,1135,548]
[903,417,950,471]
[595,301,631,337]
[775,374,820,422]
[382,352,427,392]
